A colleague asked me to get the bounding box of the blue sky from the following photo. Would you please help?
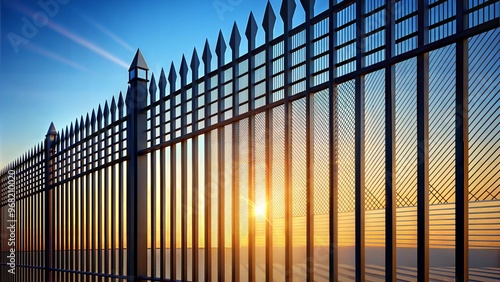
[0,0,329,168]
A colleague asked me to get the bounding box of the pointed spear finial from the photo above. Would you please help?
[230,22,241,58]
[168,62,177,87]
[215,30,227,66]
[202,39,212,73]
[299,0,315,17]
[149,73,157,102]
[97,104,103,123]
[263,1,277,40]
[180,55,189,78]
[91,109,97,128]
[70,122,74,136]
[80,116,85,132]
[104,101,110,124]
[110,96,117,116]
[280,0,297,28]
[65,125,70,140]
[85,113,91,132]
[118,91,124,109]
[159,68,167,98]
[75,118,80,135]
[191,48,200,73]
[60,127,65,142]
[246,12,258,50]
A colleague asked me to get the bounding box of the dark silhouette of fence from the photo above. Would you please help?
[1,0,499,281]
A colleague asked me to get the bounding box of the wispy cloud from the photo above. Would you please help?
[46,21,129,69]
[25,43,88,71]
[10,3,129,69]
[80,14,134,52]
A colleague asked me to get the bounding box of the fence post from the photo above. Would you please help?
[44,122,56,282]
[126,49,149,281]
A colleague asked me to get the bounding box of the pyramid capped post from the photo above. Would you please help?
[129,49,149,82]
[46,122,57,141]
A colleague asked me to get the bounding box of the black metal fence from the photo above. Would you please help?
[1,0,499,281]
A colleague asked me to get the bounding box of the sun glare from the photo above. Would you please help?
[254,202,266,218]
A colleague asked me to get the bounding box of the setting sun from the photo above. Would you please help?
[254,202,266,218]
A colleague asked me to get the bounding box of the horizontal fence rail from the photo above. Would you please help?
[1,0,500,281]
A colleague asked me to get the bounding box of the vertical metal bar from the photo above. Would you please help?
[169,72,177,281]
[303,2,314,281]
[70,134,75,281]
[74,127,79,282]
[65,135,70,282]
[282,8,293,282]
[80,123,85,282]
[263,8,274,282]
[86,120,92,282]
[355,1,366,281]
[37,167,40,281]
[247,26,256,282]
[354,74,366,282]
[104,113,110,282]
[455,1,469,280]
[192,133,199,282]
[150,83,157,280]
[203,46,213,282]
[230,30,240,282]
[91,122,98,281]
[158,72,166,281]
[385,0,396,280]
[216,37,226,282]
[328,2,339,281]
[180,59,189,282]
[417,0,429,280]
[110,107,116,281]
[58,139,63,281]
[98,114,103,279]
[191,53,200,282]
[118,95,125,278]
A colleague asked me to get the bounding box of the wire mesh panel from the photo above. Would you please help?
[313,89,330,280]
[395,57,418,276]
[223,125,233,281]
[428,43,457,269]
[271,104,286,280]
[254,112,267,280]
[238,119,249,281]
[468,28,500,261]
[336,79,356,280]
[365,68,386,275]
[291,97,307,280]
